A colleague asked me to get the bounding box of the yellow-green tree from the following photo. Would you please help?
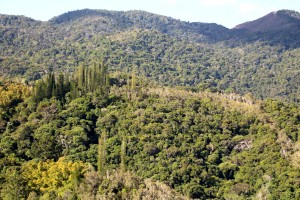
[22,157,88,196]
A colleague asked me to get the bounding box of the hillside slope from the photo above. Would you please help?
[234,10,300,32]
[0,74,300,199]
[1,9,300,102]
[49,9,228,43]
[232,9,300,48]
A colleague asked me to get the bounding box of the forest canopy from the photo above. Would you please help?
[0,63,300,199]
[1,8,300,199]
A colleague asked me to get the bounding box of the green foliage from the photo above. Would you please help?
[1,10,300,102]
[0,167,29,200]
[1,65,300,199]
[97,129,107,176]
[21,157,87,197]
[263,99,300,142]
[3,9,300,199]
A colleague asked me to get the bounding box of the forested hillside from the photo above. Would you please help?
[233,9,300,49]
[0,64,300,199]
[1,9,300,199]
[1,9,300,101]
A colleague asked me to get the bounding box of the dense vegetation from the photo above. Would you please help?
[1,8,300,199]
[1,9,300,101]
[1,64,300,199]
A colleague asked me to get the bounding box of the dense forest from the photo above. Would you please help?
[1,9,300,101]
[1,8,300,200]
[1,62,300,199]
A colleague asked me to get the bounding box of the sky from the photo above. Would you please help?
[0,0,299,28]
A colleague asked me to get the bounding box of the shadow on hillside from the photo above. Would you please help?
[222,28,300,49]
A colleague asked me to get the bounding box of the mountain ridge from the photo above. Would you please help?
[2,9,300,44]
[234,9,300,32]
[1,9,300,101]
[1,9,300,199]
[48,8,229,43]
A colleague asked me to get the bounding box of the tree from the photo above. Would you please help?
[120,135,127,172]
[56,73,65,100]
[45,73,55,99]
[21,157,88,196]
[77,65,85,94]
[98,129,107,176]
[30,124,62,160]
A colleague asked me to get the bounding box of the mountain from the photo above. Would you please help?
[1,9,300,102]
[234,10,300,32]
[232,10,300,48]
[49,9,228,43]
[1,9,300,200]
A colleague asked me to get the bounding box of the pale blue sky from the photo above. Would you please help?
[0,0,299,28]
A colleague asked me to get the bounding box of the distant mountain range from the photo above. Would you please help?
[46,8,300,46]
[48,9,228,43]
[1,9,300,101]
[2,9,300,44]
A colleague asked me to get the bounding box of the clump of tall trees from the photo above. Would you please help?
[33,61,110,104]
